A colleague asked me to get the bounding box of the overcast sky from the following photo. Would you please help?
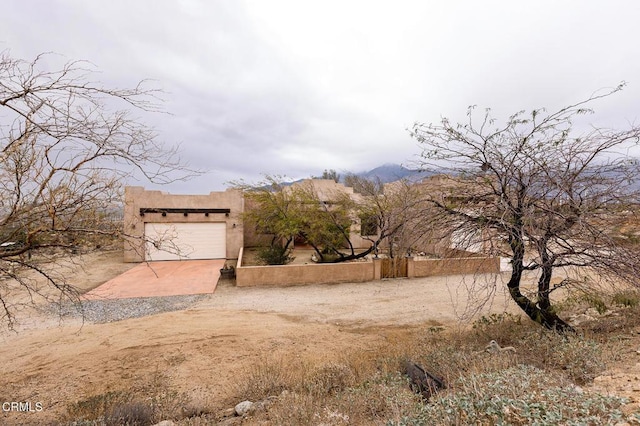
[4,1,640,193]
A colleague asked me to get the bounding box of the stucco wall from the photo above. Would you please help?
[236,248,375,287]
[409,256,499,277]
[235,248,499,287]
[123,186,244,262]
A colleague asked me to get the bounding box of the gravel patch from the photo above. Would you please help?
[47,294,210,323]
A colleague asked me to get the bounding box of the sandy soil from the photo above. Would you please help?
[0,251,637,424]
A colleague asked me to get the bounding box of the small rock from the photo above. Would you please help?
[152,421,175,426]
[569,313,595,326]
[234,400,254,416]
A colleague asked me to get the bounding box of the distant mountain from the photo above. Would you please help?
[289,164,435,188]
[351,163,434,183]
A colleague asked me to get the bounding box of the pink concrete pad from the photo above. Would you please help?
[84,259,224,300]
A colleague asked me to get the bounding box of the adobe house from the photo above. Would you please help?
[123,186,244,262]
[123,178,460,264]
[123,179,378,264]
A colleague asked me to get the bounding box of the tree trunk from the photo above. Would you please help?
[507,235,574,332]
[536,263,574,331]
[330,244,376,263]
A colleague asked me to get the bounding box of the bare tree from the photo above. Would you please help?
[345,175,429,259]
[410,84,640,331]
[0,51,191,328]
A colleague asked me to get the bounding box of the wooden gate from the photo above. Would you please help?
[381,257,408,278]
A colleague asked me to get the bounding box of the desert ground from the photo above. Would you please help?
[0,250,638,425]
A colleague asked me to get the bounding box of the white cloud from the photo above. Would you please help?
[3,0,640,192]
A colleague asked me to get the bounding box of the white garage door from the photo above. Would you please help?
[144,222,226,261]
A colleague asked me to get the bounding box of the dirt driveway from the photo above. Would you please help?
[198,274,517,327]
[0,251,522,424]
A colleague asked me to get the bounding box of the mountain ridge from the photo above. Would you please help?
[353,163,432,183]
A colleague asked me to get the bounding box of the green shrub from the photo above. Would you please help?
[257,245,294,265]
[611,290,640,308]
[472,312,523,330]
[391,365,627,426]
[553,291,610,316]
[583,294,608,314]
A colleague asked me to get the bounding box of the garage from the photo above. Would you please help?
[144,222,227,261]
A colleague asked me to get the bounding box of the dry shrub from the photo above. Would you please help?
[261,392,327,425]
[232,345,424,424]
[257,372,422,426]
[580,302,640,336]
[404,316,524,388]
[232,343,399,403]
[231,354,311,402]
[470,312,528,344]
[556,288,640,321]
[465,311,608,384]
[63,370,209,425]
[304,362,356,396]
[105,401,153,426]
[515,331,606,384]
[337,372,422,424]
[65,390,131,424]
[231,309,639,425]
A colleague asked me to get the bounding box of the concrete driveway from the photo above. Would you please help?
[83,259,225,300]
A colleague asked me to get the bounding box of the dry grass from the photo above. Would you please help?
[223,297,640,426]
[61,370,212,425]
[59,290,640,425]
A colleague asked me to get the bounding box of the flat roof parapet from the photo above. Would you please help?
[139,208,231,216]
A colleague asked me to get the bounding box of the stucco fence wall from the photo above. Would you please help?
[235,248,376,287]
[235,248,500,287]
[409,255,500,278]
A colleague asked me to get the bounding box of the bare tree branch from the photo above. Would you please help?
[411,84,640,331]
[0,51,197,329]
